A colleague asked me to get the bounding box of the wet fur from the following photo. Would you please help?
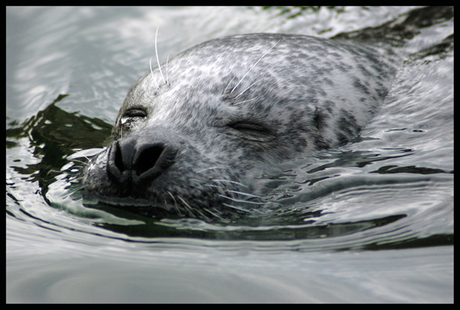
[81,33,397,220]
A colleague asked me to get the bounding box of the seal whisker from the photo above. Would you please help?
[65,185,85,197]
[232,96,260,106]
[196,166,228,173]
[212,179,249,189]
[223,75,237,95]
[149,57,159,89]
[230,39,281,94]
[71,158,89,165]
[177,197,208,219]
[165,53,171,86]
[226,190,261,199]
[154,26,167,85]
[149,57,154,76]
[234,81,258,99]
[167,191,182,215]
[203,208,229,222]
[218,195,265,205]
[221,203,251,213]
[176,195,196,217]
[235,98,258,105]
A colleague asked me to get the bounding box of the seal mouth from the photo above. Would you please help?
[82,189,255,220]
[84,193,176,210]
[82,193,187,219]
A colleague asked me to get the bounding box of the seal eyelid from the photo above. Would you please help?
[227,120,274,143]
[229,122,265,131]
[124,108,147,118]
[119,108,148,130]
[227,120,271,135]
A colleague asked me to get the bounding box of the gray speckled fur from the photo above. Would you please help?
[82,33,397,218]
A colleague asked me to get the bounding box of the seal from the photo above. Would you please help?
[81,33,396,220]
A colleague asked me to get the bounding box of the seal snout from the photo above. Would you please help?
[107,136,178,188]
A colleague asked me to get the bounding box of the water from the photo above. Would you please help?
[7,6,453,302]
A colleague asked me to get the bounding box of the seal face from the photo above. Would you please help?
[82,33,396,219]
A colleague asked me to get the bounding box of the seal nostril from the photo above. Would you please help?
[107,140,131,184]
[134,144,164,176]
[134,143,178,184]
[114,142,125,173]
[107,138,178,186]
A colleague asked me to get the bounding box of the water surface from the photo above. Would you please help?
[7,6,453,302]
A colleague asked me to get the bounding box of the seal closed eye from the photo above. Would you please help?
[227,120,273,142]
[82,33,397,220]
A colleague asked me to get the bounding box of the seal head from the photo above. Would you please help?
[82,33,396,219]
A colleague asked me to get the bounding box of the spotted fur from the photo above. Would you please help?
[82,33,397,219]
